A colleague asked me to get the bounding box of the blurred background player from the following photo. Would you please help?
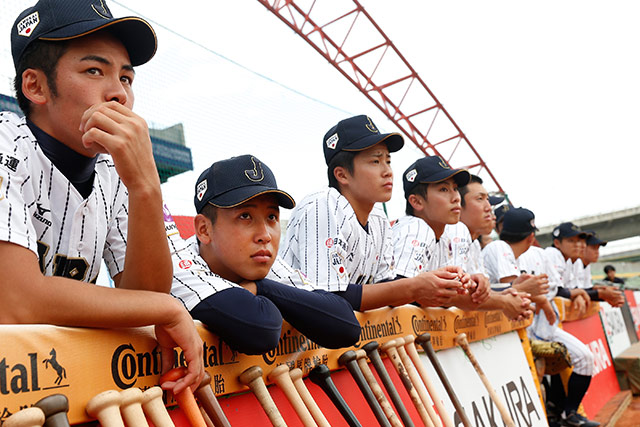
[0,0,203,393]
[170,155,361,354]
[280,115,468,310]
[603,265,625,286]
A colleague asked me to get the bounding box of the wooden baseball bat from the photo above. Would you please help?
[395,339,442,427]
[403,335,453,427]
[141,386,175,427]
[415,333,472,427]
[34,394,70,427]
[239,365,287,427]
[160,367,207,427]
[3,407,45,427]
[268,364,317,427]
[454,333,515,427]
[363,341,415,427]
[289,368,331,427]
[338,350,391,427]
[354,349,403,427]
[86,390,125,427]
[381,339,435,427]
[308,364,362,427]
[195,371,232,427]
[120,388,149,427]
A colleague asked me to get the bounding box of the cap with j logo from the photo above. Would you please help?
[194,155,295,213]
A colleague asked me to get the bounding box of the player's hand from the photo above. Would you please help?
[571,294,587,316]
[512,274,549,297]
[414,268,465,307]
[80,101,159,192]
[155,303,204,394]
[569,288,591,307]
[535,297,557,324]
[469,273,491,305]
[595,285,625,307]
[499,290,532,321]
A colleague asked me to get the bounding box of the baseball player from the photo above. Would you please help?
[169,155,361,354]
[0,0,203,393]
[483,210,599,427]
[280,115,468,310]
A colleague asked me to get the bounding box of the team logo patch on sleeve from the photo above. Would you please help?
[330,251,347,278]
[196,179,207,201]
[178,260,193,270]
[17,12,39,37]
[405,169,417,182]
[326,133,339,149]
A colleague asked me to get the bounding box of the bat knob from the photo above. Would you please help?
[362,341,380,355]
[308,364,331,383]
[454,333,468,345]
[289,368,303,382]
[338,350,358,366]
[415,333,432,345]
[160,366,188,384]
[379,339,398,352]
[403,335,415,345]
[35,394,70,427]
[354,349,367,360]
[199,371,212,389]
[239,365,264,385]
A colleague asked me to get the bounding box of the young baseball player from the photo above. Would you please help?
[578,231,624,306]
[170,155,361,354]
[280,115,469,310]
[0,0,203,393]
[393,159,531,319]
[484,213,599,427]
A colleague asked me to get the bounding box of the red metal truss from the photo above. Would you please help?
[256,0,504,192]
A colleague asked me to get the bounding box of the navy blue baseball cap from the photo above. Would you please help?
[489,195,505,206]
[552,222,588,240]
[494,203,513,224]
[194,155,295,213]
[323,115,404,165]
[11,0,157,69]
[402,156,470,197]
[584,229,607,247]
[501,207,538,234]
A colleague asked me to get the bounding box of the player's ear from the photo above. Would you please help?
[194,214,213,245]
[333,166,350,187]
[408,194,424,211]
[21,69,50,106]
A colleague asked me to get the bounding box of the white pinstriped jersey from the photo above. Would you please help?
[391,215,435,278]
[545,246,581,289]
[482,240,520,284]
[518,246,560,299]
[280,188,394,292]
[0,112,128,282]
[170,234,316,311]
[430,222,475,273]
[467,239,487,276]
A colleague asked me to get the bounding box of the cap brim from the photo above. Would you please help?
[419,168,470,187]
[343,132,405,154]
[208,186,295,209]
[39,17,157,66]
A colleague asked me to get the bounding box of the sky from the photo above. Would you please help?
[1,0,638,229]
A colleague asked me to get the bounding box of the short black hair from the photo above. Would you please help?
[499,229,533,244]
[405,183,428,216]
[13,40,69,117]
[604,265,616,274]
[459,174,483,208]
[327,150,357,191]
[200,204,219,227]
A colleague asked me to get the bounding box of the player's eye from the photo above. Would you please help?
[239,212,251,220]
[86,67,101,76]
[120,75,133,85]
[268,213,279,222]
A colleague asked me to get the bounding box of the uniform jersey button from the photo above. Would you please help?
[77,242,84,251]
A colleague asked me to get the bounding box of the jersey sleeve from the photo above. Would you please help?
[482,241,519,284]
[392,217,435,278]
[280,192,352,292]
[267,256,317,291]
[0,117,38,256]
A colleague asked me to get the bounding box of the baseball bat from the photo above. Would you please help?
[338,350,391,427]
[308,364,362,427]
[34,394,70,427]
[86,390,125,427]
[380,339,435,427]
[3,407,45,427]
[160,367,207,427]
[355,349,403,427]
[363,341,415,427]
[454,333,515,427]
[239,365,287,427]
[403,335,453,427]
[119,388,149,427]
[268,364,317,427]
[290,368,331,427]
[141,386,175,427]
[415,333,472,427]
[395,339,442,427]
[195,371,232,427]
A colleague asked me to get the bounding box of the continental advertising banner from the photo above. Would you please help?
[0,305,530,424]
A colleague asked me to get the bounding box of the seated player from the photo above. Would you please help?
[0,0,202,392]
[603,265,625,286]
[579,231,624,307]
[170,155,361,354]
[280,115,470,311]
[484,212,599,427]
[393,159,531,319]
